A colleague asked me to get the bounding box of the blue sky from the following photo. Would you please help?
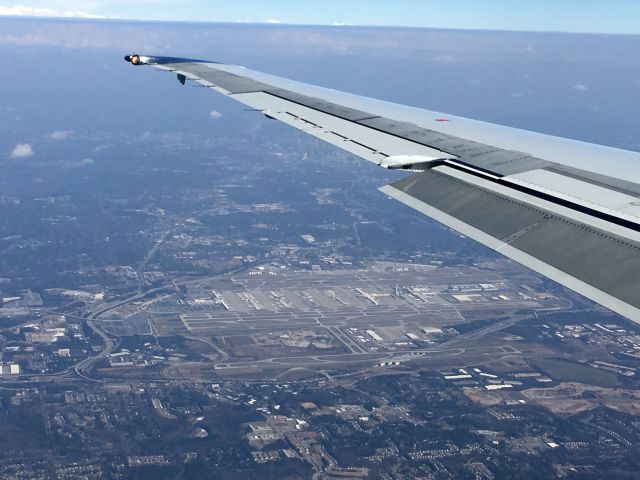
[0,0,639,34]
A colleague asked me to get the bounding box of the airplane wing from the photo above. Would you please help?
[125,54,640,323]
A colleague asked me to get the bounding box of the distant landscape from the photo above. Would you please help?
[1,17,640,479]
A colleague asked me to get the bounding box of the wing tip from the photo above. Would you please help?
[124,53,220,66]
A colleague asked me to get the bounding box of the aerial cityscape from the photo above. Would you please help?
[2,15,640,480]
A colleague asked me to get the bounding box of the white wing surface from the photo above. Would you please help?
[125,54,640,323]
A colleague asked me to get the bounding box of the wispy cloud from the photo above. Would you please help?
[0,18,606,64]
[573,83,588,92]
[46,129,74,140]
[10,143,34,158]
[266,18,281,24]
[209,110,222,120]
[431,54,457,64]
[0,5,105,19]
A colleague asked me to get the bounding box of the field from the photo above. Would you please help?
[534,358,621,388]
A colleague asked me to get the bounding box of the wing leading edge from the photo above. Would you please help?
[125,54,640,323]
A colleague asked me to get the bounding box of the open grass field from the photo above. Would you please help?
[534,358,621,388]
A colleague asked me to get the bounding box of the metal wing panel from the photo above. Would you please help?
[381,169,640,323]
[231,91,450,164]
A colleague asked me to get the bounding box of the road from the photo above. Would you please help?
[70,261,262,380]
[136,227,172,292]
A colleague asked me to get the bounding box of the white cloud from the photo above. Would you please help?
[209,110,222,120]
[0,5,104,19]
[573,84,588,91]
[510,91,524,98]
[46,129,74,140]
[10,143,33,158]
[266,18,281,24]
